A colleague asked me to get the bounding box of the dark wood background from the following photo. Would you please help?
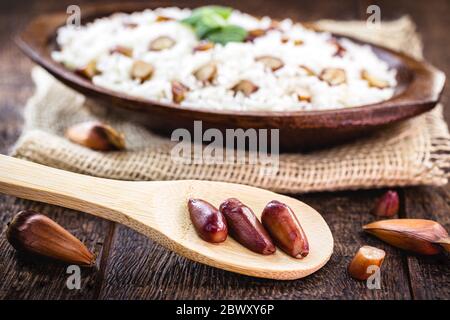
[0,0,449,300]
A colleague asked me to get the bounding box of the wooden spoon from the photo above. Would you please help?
[0,155,333,280]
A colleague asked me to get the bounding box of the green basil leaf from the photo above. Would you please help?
[206,6,232,19]
[205,25,248,45]
[195,23,220,39]
[192,6,232,19]
[194,13,227,38]
[181,14,201,26]
[180,6,246,44]
[202,12,227,28]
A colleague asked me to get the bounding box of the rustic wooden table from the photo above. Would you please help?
[0,0,449,300]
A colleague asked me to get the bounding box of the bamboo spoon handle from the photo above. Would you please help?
[0,154,131,221]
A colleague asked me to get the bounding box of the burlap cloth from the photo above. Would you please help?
[12,17,450,193]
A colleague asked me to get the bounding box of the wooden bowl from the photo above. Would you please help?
[16,3,446,151]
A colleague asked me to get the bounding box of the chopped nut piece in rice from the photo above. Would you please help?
[76,60,98,79]
[131,60,154,82]
[232,80,259,96]
[361,70,390,89]
[320,68,347,86]
[256,56,284,72]
[193,42,215,52]
[149,36,176,51]
[110,45,133,57]
[194,62,217,83]
[171,80,189,103]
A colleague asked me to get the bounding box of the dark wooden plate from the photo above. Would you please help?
[16,2,446,151]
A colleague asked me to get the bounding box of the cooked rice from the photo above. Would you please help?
[52,7,397,111]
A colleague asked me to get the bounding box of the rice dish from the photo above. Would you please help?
[52,6,397,111]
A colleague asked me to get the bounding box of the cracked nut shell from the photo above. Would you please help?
[7,210,96,266]
[65,121,126,151]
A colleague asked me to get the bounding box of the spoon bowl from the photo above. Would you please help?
[0,155,333,280]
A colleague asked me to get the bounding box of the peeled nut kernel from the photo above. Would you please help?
[363,219,450,255]
[131,60,154,82]
[246,29,266,42]
[193,42,215,52]
[348,246,385,281]
[110,45,133,57]
[194,62,217,83]
[256,56,284,71]
[261,200,309,258]
[281,36,290,44]
[156,15,174,22]
[232,80,259,97]
[123,22,138,29]
[171,80,189,104]
[219,198,275,255]
[320,68,347,86]
[295,87,312,102]
[7,210,96,266]
[293,39,304,46]
[76,60,98,79]
[268,20,281,30]
[188,199,228,243]
[65,121,126,151]
[328,38,346,57]
[372,190,399,217]
[299,65,316,77]
[361,70,390,89]
[149,36,176,51]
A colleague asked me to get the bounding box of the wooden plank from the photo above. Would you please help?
[372,0,450,300]
[402,187,450,300]
[97,0,409,300]
[1,0,447,300]
[365,0,450,102]
[82,0,407,300]
[0,8,32,155]
[0,196,114,299]
[99,190,411,299]
[0,0,116,300]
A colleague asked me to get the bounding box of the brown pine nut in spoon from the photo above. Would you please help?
[0,155,333,280]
